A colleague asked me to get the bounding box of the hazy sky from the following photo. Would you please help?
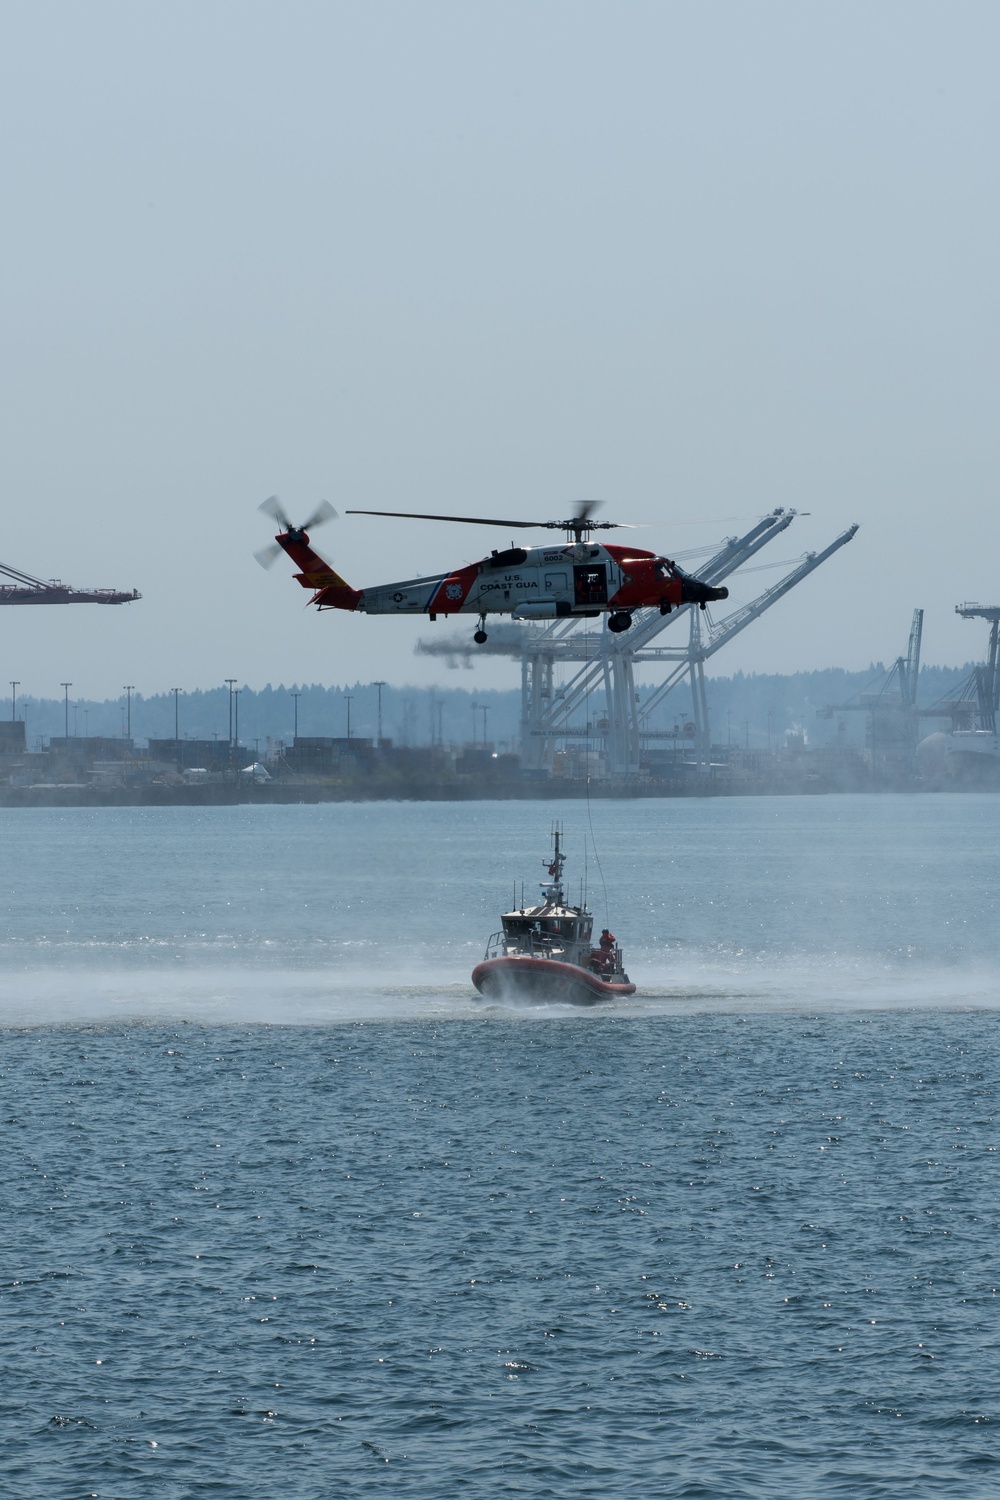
[1,1,998,701]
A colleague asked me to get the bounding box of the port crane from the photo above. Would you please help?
[953,604,1000,733]
[819,608,924,775]
[417,510,859,774]
[845,604,1000,742]
[921,604,1000,734]
[0,559,140,606]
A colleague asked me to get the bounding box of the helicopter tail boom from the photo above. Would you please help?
[277,531,362,610]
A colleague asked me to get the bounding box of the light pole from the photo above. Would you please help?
[171,687,181,741]
[345,694,353,740]
[10,682,18,723]
[123,686,134,741]
[234,689,241,753]
[373,681,386,746]
[480,703,489,746]
[61,682,72,738]
[471,702,478,746]
[225,679,237,749]
[291,690,301,740]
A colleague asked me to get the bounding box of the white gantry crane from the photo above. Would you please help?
[417,509,858,776]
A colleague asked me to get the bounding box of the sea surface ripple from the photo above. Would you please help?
[3,795,1000,1495]
[4,1013,1000,1498]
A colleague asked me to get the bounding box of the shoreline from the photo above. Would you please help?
[0,776,974,807]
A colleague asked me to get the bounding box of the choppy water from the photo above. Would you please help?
[3,796,1000,1496]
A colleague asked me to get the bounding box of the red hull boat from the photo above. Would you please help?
[472,829,635,1006]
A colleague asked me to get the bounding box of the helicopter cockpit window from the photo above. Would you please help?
[656,560,679,580]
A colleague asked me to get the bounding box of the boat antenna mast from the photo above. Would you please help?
[540,823,566,906]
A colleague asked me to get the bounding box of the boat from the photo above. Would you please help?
[472,829,636,1004]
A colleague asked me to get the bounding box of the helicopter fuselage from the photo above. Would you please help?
[277,533,727,627]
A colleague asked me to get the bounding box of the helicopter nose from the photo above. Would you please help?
[680,578,729,606]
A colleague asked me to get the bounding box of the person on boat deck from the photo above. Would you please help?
[591,929,616,973]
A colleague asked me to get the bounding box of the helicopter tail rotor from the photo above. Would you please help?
[255,496,338,568]
[259,494,293,531]
[300,499,337,532]
[254,540,286,570]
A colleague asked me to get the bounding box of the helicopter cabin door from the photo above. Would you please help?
[573,563,608,606]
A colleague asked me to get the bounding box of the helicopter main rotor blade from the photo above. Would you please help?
[345,507,623,531]
[346,508,539,528]
[543,518,621,532]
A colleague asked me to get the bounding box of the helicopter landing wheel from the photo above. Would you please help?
[608,611,633,633]
[474,615,488,645]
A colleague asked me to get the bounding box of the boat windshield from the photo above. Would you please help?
[502,915,582,941]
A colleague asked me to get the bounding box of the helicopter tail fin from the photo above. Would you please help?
[279,533,362,610]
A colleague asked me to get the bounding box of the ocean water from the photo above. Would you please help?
[3,795,1000,1497]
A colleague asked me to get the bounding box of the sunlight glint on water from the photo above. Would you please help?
[3,796,1000,1497]
[1,795,998,1022]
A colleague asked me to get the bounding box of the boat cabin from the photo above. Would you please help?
[498,904,593,961]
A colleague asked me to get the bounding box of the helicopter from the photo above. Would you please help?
[255,498,729,643]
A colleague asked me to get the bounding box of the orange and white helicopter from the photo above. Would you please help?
[255,498,728,643]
